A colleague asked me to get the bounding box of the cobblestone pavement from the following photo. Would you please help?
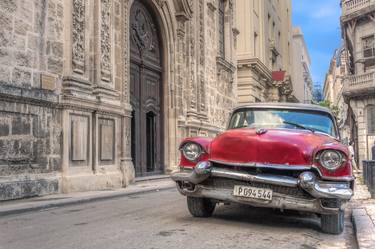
[0,189,357,249]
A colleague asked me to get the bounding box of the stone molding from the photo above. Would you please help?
[0,84,59,107]
[237,57,273,85]
[217,56,236,76]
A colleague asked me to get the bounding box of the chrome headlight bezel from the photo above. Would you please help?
[181,142,203,162]
[318,150,345,171]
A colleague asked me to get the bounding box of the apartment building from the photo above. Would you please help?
[291,27,313,103]
[341,0,375,164]
[236,0,296,103]
[323,48,351,140]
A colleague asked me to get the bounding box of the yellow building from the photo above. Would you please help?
[236,0,296,103]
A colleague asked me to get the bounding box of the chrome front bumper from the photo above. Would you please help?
[171,161,353,214]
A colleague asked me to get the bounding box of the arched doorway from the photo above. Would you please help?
[130,0,164,176]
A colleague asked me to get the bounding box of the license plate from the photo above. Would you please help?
[233,185,273,201]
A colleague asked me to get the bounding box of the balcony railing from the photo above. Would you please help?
[343,71,375,96]
[342,0,375,16]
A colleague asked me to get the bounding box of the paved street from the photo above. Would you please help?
[0,188,357,249]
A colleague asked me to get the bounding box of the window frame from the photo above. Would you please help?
[367,105,375,135]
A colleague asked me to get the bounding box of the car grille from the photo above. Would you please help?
[210,161,309,178]
[202,177,313,199]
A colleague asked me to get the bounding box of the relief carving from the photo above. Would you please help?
[101,0,112,82]
[72,0,85,74]
[156,0,166,8]
[173,0,193,20]
[124,119,131,157]
[123,0,129,102]
[131,6,156,54]
[198,0,206,113]
[189,27,196,111]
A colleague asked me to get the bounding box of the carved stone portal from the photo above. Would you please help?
[130,0,163,177]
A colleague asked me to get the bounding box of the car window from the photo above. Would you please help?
[228,108,338,137]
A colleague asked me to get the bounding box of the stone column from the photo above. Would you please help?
[119,0,134,185]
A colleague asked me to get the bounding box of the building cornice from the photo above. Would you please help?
[237,57,273,84]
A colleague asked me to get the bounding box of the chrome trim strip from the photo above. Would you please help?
[319,175,355,182]
[208,160,354,182]
[209,159,311,171]
[210,168,298,187]
[171,166,353,201]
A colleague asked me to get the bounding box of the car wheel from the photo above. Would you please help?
[321,210,345,234]
[187,197,216,217]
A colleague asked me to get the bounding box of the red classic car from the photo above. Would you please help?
[171,103,354,234]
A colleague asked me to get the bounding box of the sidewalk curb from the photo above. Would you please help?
[352,208,375,249]
[0,181,175,217]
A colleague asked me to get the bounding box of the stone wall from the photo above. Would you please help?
[0,0,64,200]
[0,0,238,200]
[0,0,64,88]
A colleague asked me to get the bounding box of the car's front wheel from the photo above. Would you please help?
[187,197,216,217]
[321,210,345,234]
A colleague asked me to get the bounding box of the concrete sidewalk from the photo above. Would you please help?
[351,177,375,249]
[0,177,175,216]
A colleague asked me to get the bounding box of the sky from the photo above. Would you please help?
[292,0,342,88]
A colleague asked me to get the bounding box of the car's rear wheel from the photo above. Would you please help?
[187,197,216,217]
[321,210,345,234]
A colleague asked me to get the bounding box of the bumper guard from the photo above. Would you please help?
[171,161,353,202]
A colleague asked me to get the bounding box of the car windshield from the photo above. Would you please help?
[228,108,338,137]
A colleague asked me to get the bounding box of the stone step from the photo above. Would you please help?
[354,182,372,200]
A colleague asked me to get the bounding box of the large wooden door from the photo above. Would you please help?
[130,0,163,176]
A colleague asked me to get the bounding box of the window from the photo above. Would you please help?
[228,109,338,137]
[146,111,156,171]
[362,35,375,68]
[218,0,225,58]
[368,106,375,134]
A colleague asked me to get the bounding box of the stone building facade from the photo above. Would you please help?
[0,0,238,200]
[235,0,295,104]
[323,47,351,140]
[291,27,313,104]
[341,0,375,165]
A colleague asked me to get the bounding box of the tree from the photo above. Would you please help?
[313,87,323,102]
[318,100,339,120]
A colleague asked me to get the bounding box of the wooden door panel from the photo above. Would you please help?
[130,0,163,176]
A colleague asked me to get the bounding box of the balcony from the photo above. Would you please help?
[341,0,375,20]
[343,71,375,97]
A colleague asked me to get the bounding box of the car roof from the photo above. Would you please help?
[233,102,333,115]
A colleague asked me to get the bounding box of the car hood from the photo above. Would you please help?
[209,128,339,166]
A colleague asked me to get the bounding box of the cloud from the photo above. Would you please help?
[292,0,342,84]
[311,7,338,19]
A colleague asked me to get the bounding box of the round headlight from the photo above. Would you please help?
[319,150,344,171]
[182,143,202,161]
